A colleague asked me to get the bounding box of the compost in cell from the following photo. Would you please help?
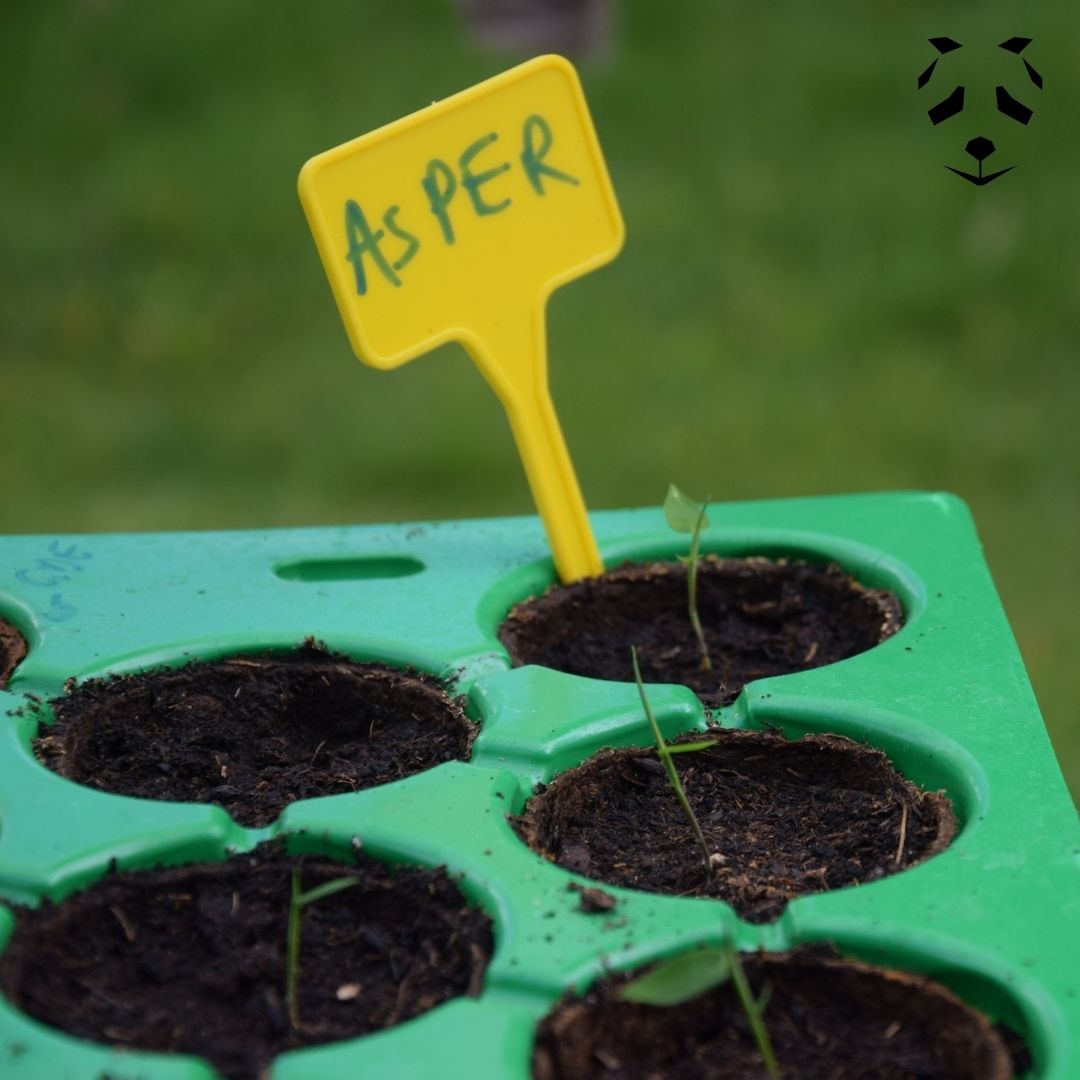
[533,945,1012,1080]
[499,558,903,707]
[36,642,474,827]
[0,618,27,690]
[0,843,493,1080]
[514,729,955,922]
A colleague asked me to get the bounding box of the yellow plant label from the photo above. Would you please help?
[299,55,624,582]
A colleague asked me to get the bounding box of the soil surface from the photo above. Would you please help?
[514,729,955,922]
[499,558,903,707]
[36,643,474,827]
[533,946,1012,1080]
[0,843,493,1080]
[0,618,27,689]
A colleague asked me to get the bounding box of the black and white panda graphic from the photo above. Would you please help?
[918,36,1043,186]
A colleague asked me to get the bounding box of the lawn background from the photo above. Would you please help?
[2,0,1077,799]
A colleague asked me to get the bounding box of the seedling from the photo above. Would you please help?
[286,867,360,1029]
[631,646,716,877]
[663,484,713,672]
[620,940,780,1079]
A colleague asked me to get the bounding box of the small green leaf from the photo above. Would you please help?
[297,877,359,907]
[619,948,731,1007]
[664,484,709,534]
[663,739,719,755]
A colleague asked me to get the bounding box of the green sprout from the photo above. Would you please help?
[620,940,780,1079]
[631,645,716,877]
[286,867,359,1029]
[663,484,713,673]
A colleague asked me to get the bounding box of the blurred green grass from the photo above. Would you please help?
[2,0,1077,798]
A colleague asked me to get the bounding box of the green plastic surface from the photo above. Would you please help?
[0,492,1076,1079]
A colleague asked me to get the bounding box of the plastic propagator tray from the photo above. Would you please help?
[0,492,1076,1079]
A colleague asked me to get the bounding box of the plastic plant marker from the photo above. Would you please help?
[298,55,624,583]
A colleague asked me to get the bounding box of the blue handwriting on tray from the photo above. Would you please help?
[13,541,93,621]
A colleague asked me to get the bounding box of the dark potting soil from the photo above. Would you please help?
[0,618,27,690]
[499,558,903,707]
[532,946,1012,1080]
[35,643,474,827]
[513,730,955,923]
[0,843,494,1080]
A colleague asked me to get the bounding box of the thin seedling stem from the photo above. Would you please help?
[620,940,782,1076]
[286,868,302,1029]
[631,646,713,877]
[727,943,780,1080]
[687,499,713,673]
[286,867,360,1030]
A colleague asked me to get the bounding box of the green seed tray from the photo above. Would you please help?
[0,491,1076,1079]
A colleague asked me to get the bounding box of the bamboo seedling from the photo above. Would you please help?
[663,484,713,672]
[286,867,360,1029]
[631,645,716,877]
[620,939,780,1079]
